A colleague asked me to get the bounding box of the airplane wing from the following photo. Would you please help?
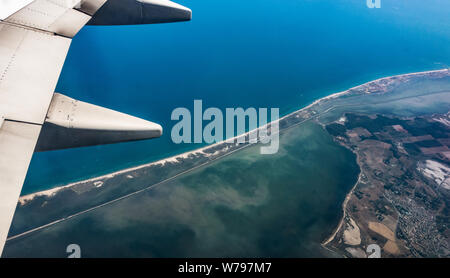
[0,0,191,256]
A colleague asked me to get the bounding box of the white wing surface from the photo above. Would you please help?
[0,0,106,256]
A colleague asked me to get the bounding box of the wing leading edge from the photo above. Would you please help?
[0,0,191,256]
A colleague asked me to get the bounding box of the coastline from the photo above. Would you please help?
[20,68,449,205]
[320,68,450,253]
[322,162,363,246]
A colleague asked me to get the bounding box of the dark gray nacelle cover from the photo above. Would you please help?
[87,0,192,25]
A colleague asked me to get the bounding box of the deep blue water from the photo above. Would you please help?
[22,0,450,194]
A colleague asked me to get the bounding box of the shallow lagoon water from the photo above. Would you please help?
[5,122,359,257]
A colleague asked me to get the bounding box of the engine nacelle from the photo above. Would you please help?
[85,0,192,25]
[36,93,162,151]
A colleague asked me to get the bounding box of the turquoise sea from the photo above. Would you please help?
[22,0,450,194]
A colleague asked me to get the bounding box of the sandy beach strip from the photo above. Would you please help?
[19,69,448,205]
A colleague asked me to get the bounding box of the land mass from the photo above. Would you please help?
[322,112,450,257]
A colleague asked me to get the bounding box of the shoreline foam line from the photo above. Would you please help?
[9,143,252,241]
[19,69,449,205]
